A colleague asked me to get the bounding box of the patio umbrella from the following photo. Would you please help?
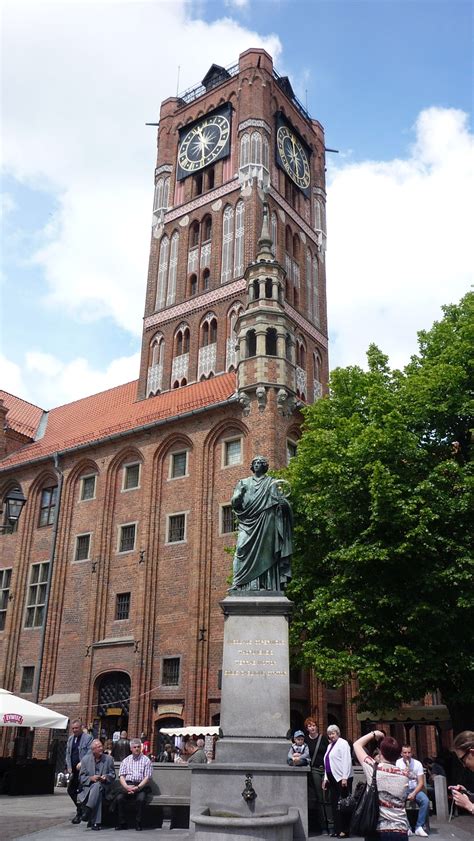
[0,688,69,729]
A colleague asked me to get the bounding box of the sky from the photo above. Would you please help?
[1,0,472,410]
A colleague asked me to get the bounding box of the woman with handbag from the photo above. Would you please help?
[353,730,410,841]
[322,724,354,837]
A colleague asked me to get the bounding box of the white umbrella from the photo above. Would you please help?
[0,688,69,729]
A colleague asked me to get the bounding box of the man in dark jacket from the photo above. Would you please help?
[66,720,93,823]
[112,730,131,762]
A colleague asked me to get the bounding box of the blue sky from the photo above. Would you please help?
[1,0,472,409]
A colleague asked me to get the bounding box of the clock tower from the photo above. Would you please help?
[136,47,328,420]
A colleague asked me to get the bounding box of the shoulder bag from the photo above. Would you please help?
[350,761,380,836]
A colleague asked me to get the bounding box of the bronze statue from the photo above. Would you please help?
[230,456,292,591]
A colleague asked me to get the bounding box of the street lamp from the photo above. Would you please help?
[0,487,27,534]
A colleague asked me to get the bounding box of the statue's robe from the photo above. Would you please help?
[231,474,292,590]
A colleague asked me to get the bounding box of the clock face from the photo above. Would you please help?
[276,124,310,190]
[178,113,230,176]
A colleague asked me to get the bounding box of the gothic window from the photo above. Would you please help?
[150,334,163,366]
[271,211,278,255]
[314,351,322,381]
[314,197,322,230]
[234,200,245,278]
[293,234,300,260]
[250,130,262,165]
[166,231,179,306]
[262,135,270,170]
[246,329,256,358]
[306,247,313,321]
[296,338,306,368]
[202,215,212,242]
[285,333,292,361]
[25,562,49,627]
[194,172,203,196]
[202,268,210,291]
[313,254,320,326]
[156,235,169,310]
[226,303,243,371]
[148,333,164,396]
[189,274,198,296]
[252,279,260,300]
[285,226,292,253]
[221,204,234,283]
[207,167,215,191]
[265,328,277,356]
[175,325,190,356]
[200,313,217,347]
[190,222,200,249]
[153,175,170,214]
[240,133,250,167]
[265,278,273,298]
[38,486,57,527]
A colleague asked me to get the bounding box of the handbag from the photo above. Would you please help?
[350,761,380,836]
[337,794,357,816]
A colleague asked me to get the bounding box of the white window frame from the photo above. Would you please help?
[74,532,92,562]
[117,521,138,554]
[165,511,188,545]
[169,450,189,480]
[222,437,243,468]
[122,462,141,492]
[79,474,96,502]
[24,562,50,629]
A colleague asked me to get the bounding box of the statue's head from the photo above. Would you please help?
[250,456,269,475]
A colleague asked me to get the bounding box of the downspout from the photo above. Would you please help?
[33,452,64,703]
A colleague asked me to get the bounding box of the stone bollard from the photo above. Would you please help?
[434,775,449,822]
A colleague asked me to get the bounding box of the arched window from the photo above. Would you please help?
[296,338,306,368]
[150,334,164,367]
[266,328,277,356]
[306,247,313,321]
[190,222,200,249]
[190,274,198,296]
[285,226,292,253]
[202,215,212,243]
[202,268,210,291]
[285,333,292,361]
[314,351,322,382]
[240,133,250,167]
[166,231,179,306]
[194,172,203,196]
[200,313,217,347]
[262,136,270,170]
[265,278,273,298]
[271,211,278,255]
[221,204,234,283]
[183,328,190,354]
[175,325,190,357]
[207,168,215,191]
[156,235,169,310]
[252,279,260,301]
[313,255,320,326]
[153,176,170,214]
[250,131,262,164]
[234,200,244,278]
[246,329,256,358]
[314,198,322,230]
[293,234,300,260]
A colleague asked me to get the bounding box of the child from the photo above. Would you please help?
[288,730,310,766]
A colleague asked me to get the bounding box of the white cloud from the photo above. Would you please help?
[2,0,281,334]
[22,350,141,408]
[326,107,473,371]
[0,355,27,400]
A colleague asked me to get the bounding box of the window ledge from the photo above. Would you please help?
[92,636,135,649]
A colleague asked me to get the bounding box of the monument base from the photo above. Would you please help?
[188,593,308,839]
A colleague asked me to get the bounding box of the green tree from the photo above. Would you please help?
[286,293,474,732]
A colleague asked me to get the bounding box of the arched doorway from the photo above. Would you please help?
[96,671,130,741]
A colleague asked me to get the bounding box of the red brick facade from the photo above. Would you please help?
[1,48,364,758]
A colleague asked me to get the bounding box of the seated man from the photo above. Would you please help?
[396,744,430,836]
[115,738,153,831]
[78,739,116,831]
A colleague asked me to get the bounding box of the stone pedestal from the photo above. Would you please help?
[189,594,308,839]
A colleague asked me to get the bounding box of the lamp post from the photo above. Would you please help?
[0,487,27,534]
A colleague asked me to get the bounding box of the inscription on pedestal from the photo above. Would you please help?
[225,638,287,676]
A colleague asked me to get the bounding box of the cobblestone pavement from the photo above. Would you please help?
[1,788,473,841]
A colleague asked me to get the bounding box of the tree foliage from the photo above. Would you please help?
[286,293,474,727]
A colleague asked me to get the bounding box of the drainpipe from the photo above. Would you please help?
[33,452,64,703]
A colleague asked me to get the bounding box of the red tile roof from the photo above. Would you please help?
[0,391,45,439]
[0,373,237,471]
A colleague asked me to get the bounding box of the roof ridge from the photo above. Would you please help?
[44,379,138,412]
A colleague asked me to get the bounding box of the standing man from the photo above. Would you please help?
[66,719,93,824]
[77,739,116,830]
[186,739,208,764]
[396,745,430,836]
[112,730,131,762]
[115,739,153,831]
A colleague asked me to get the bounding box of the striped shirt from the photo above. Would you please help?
[119,753,152,783]
[363,756,409,833]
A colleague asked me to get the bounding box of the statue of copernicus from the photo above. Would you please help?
[230,455,292,591]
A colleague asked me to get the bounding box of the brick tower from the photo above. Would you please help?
[137,47,328,412]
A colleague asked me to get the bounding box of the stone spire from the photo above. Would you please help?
[256,201,274,261]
